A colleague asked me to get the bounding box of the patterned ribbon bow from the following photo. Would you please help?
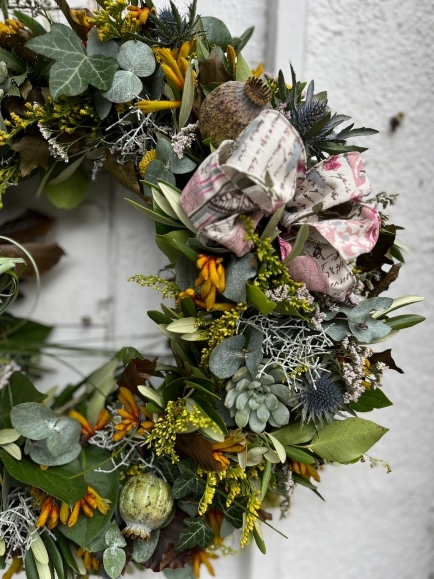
[180,110,380,298]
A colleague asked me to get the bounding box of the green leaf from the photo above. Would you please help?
[222,253,257,303]
[132,529,160,563]
[24,549,39,579]
[0,47,26,74]
[385,314,425,330]
[179,61,195,129]
[271,422,317,446]
[137,385,164,407]
[26,24,118,100]
[0,429,20,445]
[260,459,271,501]
[246,283,276,315]
[101,70,143,103]
[174,517,214,551]
[284,446,315,464]
[14,10,47,35]
[47,155,86,187]
[0,450,86,507]
[55,532,82,574]
[252,520,266,554]
[180,296,197,318]
[158,182,197,232]
[166,317,197,334]
[284,224,309,264]
[292,472,324,500]
[184,381,220,400]
[235,52,252,81]
[316,141,368,155]
[41,534,64,579]
[103,546,126,579]
[9,372,47,405]
[147,310,173,325]
[350,388,393,413]
[45,168,90,209]
[196,34,209,61]
[201,16,232,50]
[86,358,118,426]
[58,446,119,549]
[372,295,424,318]
[126,198,181,227]
[10,402,59,440]
[116,40,155,76]
[233,26,254,52]
[309,417,388,463]
[172,472,205,499]
[260,206,285,241]
[155,229,194,264]
[209,335,245,379]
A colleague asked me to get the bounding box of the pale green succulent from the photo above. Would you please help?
[225,364,290,433]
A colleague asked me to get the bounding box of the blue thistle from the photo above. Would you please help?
[293,374,343,425]
[290,100,330,136]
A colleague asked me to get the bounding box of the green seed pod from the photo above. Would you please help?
[119,473,174,540]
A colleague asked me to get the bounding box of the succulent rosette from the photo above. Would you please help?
[0,1,425,579]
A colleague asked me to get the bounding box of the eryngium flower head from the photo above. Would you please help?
[292,374,343,425]
[225,365,290,433]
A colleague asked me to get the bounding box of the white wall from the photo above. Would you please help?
[5,1,434,578]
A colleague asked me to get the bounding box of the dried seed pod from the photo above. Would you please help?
[119,473,174,540]
[199,77,272,147]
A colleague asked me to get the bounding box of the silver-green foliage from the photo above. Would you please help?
[225,365,290,433]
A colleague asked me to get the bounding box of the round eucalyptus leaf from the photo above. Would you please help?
[10,403,57,440]
[209,335,246,379]
[102,70,143,103]
[27,439,82,466]
[45,416,81,457]
[155,139,196,174]
[201,16,232,50]
[117,40,156,77]
[143,160,176,194]
[132,529,160,563]
[103,546,126,579]
[87,28,119,59]
[105,523,127,548]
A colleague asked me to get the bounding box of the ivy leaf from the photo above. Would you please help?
[26,24,118,100]
[11,135,50,177]
[309,417,388,463]
[172,472,205,499]
[212,493,246,528]
[0,450,86,506]
[174,518,214,552]
[103,546,126,579]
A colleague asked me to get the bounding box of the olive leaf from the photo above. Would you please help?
[26,24,118,100]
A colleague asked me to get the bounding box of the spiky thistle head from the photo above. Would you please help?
[292,373,343,425]
[151,1,198,47]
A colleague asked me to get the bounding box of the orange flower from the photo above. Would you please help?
[64,486,110,527]
[135,99,182,114]
[68,408,111,438]
[35,496,59,529]
[289,460,321,482]
[126,5,152,26]
[207,508,225,547]
[194,255,226,310]
[70,9,94,34]
[0,19,23,40]
[190,549,218,578]
[154,41,195,91]
[76,548,100,571]
[113,387,154,442]
[211,434,246,469]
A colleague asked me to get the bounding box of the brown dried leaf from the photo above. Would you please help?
[142,508,200,571]
[0,242,65,276]
[0,210,53,243]
[199,49,232,87]
[2,29,36,63]
[368,263,401,298]
[370,349,403,374]
[357,225,396,272]
[11,135,50,177]
[117,358,157,397]
[103,150,142,196]
[20,79,33,100]
[175,432,223,472]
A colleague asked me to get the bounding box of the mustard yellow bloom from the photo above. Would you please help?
[71,9,94,34]
[207,508,225,547]
[289,460,321,482]
[68,408,111,438]
[35,496,59,529]
[2,556,23,579]
[0,19,23,40]
[126,4,152,26]
[64,486,110,527]
[76,548,100,571]
[138,149,157,177]
[190,550,218,578]
[136,99,182,114]
[195,254,226,310]
[113,387,154,442]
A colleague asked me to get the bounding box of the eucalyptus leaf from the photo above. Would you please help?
[201,16,232,50]
[94,89,113,120]
[132,529,160,563]
[45,416,81,457]
[175,254,198,290]
[10,403,57,440]
[143,160,176,195]
[117,40,155,77]
[87,28,119,58]
[105,523,127,548]
[209,335,246,379]
[102,70,143,103]
[222,253,257,302]
[103,546,126,579]
[27,438,82,466]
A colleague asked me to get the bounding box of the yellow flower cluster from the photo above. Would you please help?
[200,303,247,368]
[138,149,157,177]
[92,0,143,41]
[0,160,21,207]
[146,399,216,463]
[240,493,261,547]
[0,112,34,146]
[196,464,248,515]
[128,273,180,299]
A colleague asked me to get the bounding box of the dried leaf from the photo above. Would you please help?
[175,432,223,472]
[370,349,403,374]
[0,242,65,276]
[142,509,200,571]
[2,28,36,62]
[0,210,53,242]
[11,135,50,177]
[199,48,232,87]
[117,358,157,397]
[103,149,142,196]
[368,263,401,298]
[357,225,396,272]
